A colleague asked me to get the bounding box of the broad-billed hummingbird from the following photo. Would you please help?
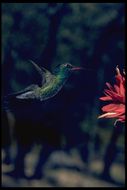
[8,61,83,101]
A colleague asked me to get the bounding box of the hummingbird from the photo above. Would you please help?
[8,61,83,101]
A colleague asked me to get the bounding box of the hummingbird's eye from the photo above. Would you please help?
[65,63,72,68]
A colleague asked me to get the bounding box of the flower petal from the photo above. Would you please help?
[98,66,125,124]
[101,103,121,112]
[102,103,125,113]
[98,112,116,119]
[99,96,112,101]
[106,82,114,91]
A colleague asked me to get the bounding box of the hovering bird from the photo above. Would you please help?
[8,61,83,101]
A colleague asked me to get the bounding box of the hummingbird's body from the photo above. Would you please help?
[10,61,82,101]
[38,77,66,101]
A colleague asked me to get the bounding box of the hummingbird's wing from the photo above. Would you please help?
[30,60,55,87]
[6,84,39,98]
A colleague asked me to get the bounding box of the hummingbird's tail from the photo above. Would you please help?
[2,90,28,112]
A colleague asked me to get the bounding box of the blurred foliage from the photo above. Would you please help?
[2,3,125,161]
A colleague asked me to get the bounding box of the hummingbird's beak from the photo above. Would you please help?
[71,66,84,71]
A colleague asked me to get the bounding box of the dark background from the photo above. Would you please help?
[1,3,125,187]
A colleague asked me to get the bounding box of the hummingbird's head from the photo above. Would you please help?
[59,63,83,76]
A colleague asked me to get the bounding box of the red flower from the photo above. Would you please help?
[98,66,125,125]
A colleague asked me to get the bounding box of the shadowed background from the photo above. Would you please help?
[1,3,125,187]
